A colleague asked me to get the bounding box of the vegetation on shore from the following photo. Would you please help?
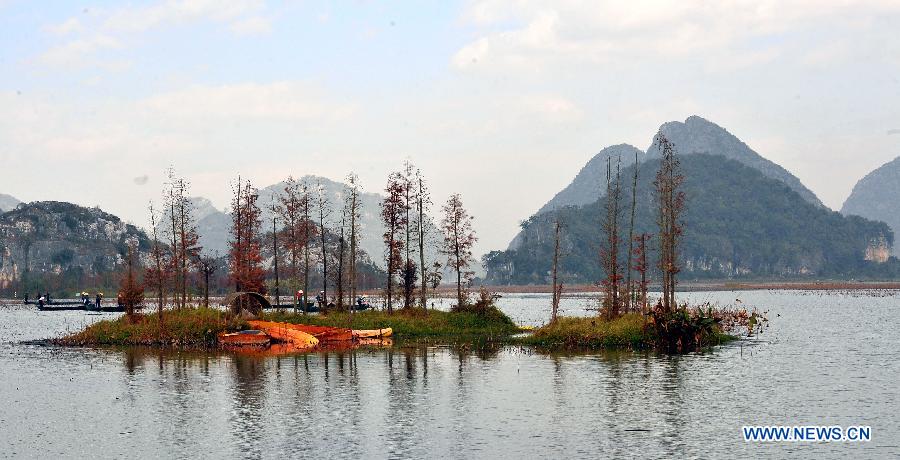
[56,300,520,347]
[264,306,519,341]
[523,303,763,351]
[55,307,247,347]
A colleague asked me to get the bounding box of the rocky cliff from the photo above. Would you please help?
[0,201,150,291]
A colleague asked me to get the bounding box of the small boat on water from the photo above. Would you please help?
[247,320,353,341]
[352,328,393,339]
[218,330,271,348]
[246,321,320,348]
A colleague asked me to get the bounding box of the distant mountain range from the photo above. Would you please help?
[489,116,895,283]
[510,116,824,251]
[154,176,390,262]
[486,154,892,284]
[842,156,900,256]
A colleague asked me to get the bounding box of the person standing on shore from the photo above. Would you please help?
[95,293,102,309]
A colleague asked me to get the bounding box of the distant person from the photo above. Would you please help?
[95,293,102,309]
[24,294,28,304]
[38,295,45,309]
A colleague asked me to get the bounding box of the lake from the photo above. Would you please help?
[1,290,898,458]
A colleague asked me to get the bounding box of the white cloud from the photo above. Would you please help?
[229,16,271,36]
[453,0,900,74]
[139,82,356,121]
[33,35,122,69]
[32,0,269,70]
[102,0,264,33]
[44,17,83,35]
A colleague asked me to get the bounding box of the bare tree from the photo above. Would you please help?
[414,167,433,309]
[653,133,685,312]
[345,173,361,309]
[299,180,316,312]
[632,233,651,313]
[382,172,407,313]
[196,252,220,308]
[163,167,201,309]
[118,240,144,320]
[278,177,302,309]
[146,202,169,318]
[551,220,562,323]
[401,161,417,308]
[440,193,477,310]
[600,157,623,320]
[270,198,280,307]
[314,180,332,307]
[625,151,640,312]
[228,178,266,294]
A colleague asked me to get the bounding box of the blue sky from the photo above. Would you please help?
[2,0,900,255]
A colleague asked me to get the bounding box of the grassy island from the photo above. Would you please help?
[519,314,737,351]
[264,307,520,341]
[55,308,248,347]
[55,305,522,348]
[55,299,756,353]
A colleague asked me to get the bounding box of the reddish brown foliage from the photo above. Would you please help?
[229,178,266,294]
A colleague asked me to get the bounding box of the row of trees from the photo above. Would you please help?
[381,162,477,313]
[601,132,683,318]
[549,133,684,322]
[127,162,480,317]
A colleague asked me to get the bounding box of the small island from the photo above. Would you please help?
[54,136,766,354]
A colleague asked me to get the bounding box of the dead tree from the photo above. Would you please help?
[381,172,407,313]
[653,133,685,312]
[414,167,433,309]
[271,199,280,307]
[314,180,332,306]
[146,202,168,318]
[196,252,220,308]
[551,220,562,323]
[632,233,651,313]
[299,181,316,312]
[278,177,302,310]
[345,173,361,309]
[625,151,639,313]
[164,167,201,308]
[118,240,144,320]
[600,157,624,320]
[440,194,477,310]
[228,178,266,294]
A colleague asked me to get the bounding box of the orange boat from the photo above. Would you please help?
[248,320,353,342]
[247,321,319,348]
[352,327,393,339]
[218,330,271,348]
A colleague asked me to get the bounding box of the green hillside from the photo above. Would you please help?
[485,154,894,284]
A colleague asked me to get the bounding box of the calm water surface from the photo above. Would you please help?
[1,290,898,459]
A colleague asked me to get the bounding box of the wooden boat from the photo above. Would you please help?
[218,330,271,348]
[352,327,393,339]
[247,321,319,348]
[249,320,353,342]
[288,324,354,342]
[356,337,393,347]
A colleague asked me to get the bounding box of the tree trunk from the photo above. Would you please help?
[551,220,561,323]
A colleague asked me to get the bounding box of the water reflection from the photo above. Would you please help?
[4,290,899,458]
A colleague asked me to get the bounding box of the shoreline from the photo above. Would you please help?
[461,281,900,294]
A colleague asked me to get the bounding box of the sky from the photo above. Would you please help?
[2,0,900,256]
